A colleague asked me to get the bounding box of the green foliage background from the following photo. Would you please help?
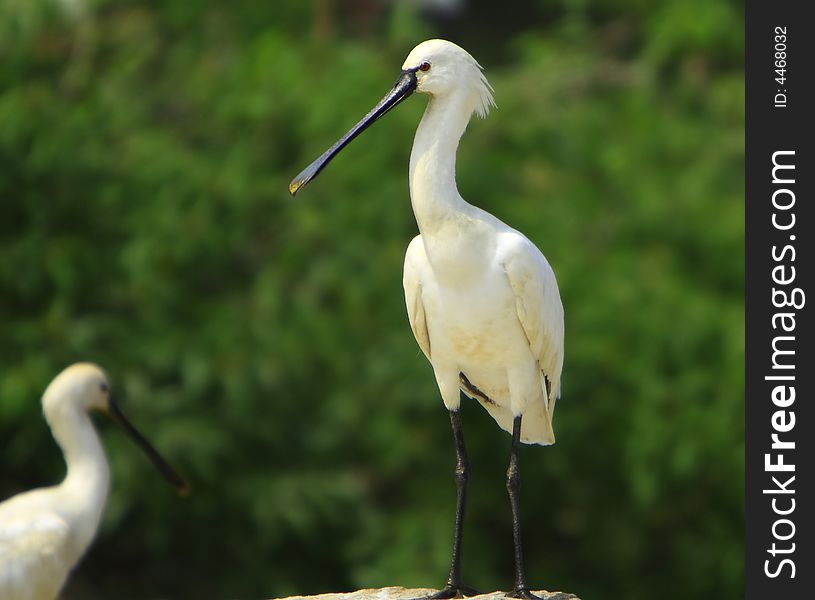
[0,1,743,598]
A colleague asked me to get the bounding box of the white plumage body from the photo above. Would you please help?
[400,40,564,444]
[0,485,103,600]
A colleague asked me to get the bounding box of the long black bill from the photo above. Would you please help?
[108,396,190,496]
[289,69,419,196]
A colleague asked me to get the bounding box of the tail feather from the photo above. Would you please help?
[459,372,556,445]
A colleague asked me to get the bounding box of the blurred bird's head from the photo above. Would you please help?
[42,362,190,495]
[43,363,111,414]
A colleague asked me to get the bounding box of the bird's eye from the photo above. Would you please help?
[419,61,431,72]
[99,382,110,393]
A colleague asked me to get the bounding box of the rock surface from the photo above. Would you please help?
[274,587,579,600]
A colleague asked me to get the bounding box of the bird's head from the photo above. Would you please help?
[402,39,494,118]
[43,362,111,414]
[42,363,190,495]
[288,39,493,196]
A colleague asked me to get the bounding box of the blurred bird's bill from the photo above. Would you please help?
[107,397,190,495]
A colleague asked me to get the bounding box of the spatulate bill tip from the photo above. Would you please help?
[289,172,313,196]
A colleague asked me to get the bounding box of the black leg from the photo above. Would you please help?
[427,409,478,599]
[507,415,543,600]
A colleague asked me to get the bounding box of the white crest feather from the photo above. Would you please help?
[473,61,496,119]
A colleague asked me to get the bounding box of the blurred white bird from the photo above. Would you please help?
[290,40,564,599]
[0,363,188,600]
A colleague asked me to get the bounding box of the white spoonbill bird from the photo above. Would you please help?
[289,39,564,599]
[0,363,189,600]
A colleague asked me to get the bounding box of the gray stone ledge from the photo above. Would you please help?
[274,586,580,600]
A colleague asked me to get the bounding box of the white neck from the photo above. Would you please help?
[47,404,111,552]
[408,90,498,285]
[409,90,477,235]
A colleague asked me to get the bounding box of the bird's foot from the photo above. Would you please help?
[423,584,480,599]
